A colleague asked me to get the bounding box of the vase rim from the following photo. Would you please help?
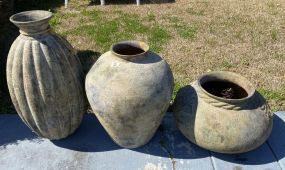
[10,10,53,25]
[110,40,149,59]
[197,71,256,103]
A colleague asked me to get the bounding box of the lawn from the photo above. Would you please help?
[1,0,284,113]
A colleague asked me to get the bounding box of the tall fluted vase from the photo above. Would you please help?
[6,10,86,139]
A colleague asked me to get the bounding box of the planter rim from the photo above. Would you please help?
[10,10,53,25]
[110,40,149,59]
[197,71,256,103]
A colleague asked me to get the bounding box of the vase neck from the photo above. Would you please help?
[10,10,52,36]
[110,41,149,61]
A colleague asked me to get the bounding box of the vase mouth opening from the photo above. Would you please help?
[198,71,255,102]
[10,10,53,25]
[111,41,149,59]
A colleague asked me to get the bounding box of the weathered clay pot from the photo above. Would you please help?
[6,10,86,139]
[86,41,174,148]
[173,71,273,153]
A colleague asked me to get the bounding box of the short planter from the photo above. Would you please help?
[173,71,273,153]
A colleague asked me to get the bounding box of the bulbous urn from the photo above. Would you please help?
[85,41,174,148]
[6,10,86,139]
[173,71,273,153]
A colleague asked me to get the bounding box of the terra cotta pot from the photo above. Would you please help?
[173,71,273,153]
[85,41,174,148]
[7,10,86,139]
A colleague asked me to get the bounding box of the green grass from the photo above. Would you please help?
[258,87,285,101]
[172,83,183,102]
[120,13,149,34]
[220,61,234,70]
[210,61,234,71]
[167,16,198,40]
[271,29,278,41]
[146,13,156,22]
[267,1,279,15]
[240,57,250,67]
[63,11,143,50]
[178,26,197,39]
[61,10,170,52]
[149,26,171,52]
[186,7,205,16]
[81,9,102,19]
[258,87,285,111]
[50,10,79,28]
[49,14,61,27]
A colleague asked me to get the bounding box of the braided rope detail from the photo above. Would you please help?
[195,81,267,111]
[197,90,244,110]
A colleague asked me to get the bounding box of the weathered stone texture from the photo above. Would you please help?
[86,41,174,148]
[173,71,273,153]
[7,11,86,139]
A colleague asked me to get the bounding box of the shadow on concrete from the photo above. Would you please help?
[132,112,211,159]
[52,114,121,152]
[0,115,37,147]
[52,112,210,159]
[1,111,285,163]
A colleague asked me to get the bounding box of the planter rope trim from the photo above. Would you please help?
[198,90,244,110]
[196,83,269,112]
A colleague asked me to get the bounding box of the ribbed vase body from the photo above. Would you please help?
[7,10,86,139]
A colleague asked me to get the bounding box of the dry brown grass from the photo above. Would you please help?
[52,0,285,110]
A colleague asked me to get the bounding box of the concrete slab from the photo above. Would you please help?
[267,111,285,170]
[0,112,285,170]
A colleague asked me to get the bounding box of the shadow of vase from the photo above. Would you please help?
[14,0,63,12]
[77,50,101,75]
[52,85,208,159]
[52,111,210,159]
[0,115,38,147]
[51,114,121,152]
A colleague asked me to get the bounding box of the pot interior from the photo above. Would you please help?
[112,41,148,56]
[201,80,248,99]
